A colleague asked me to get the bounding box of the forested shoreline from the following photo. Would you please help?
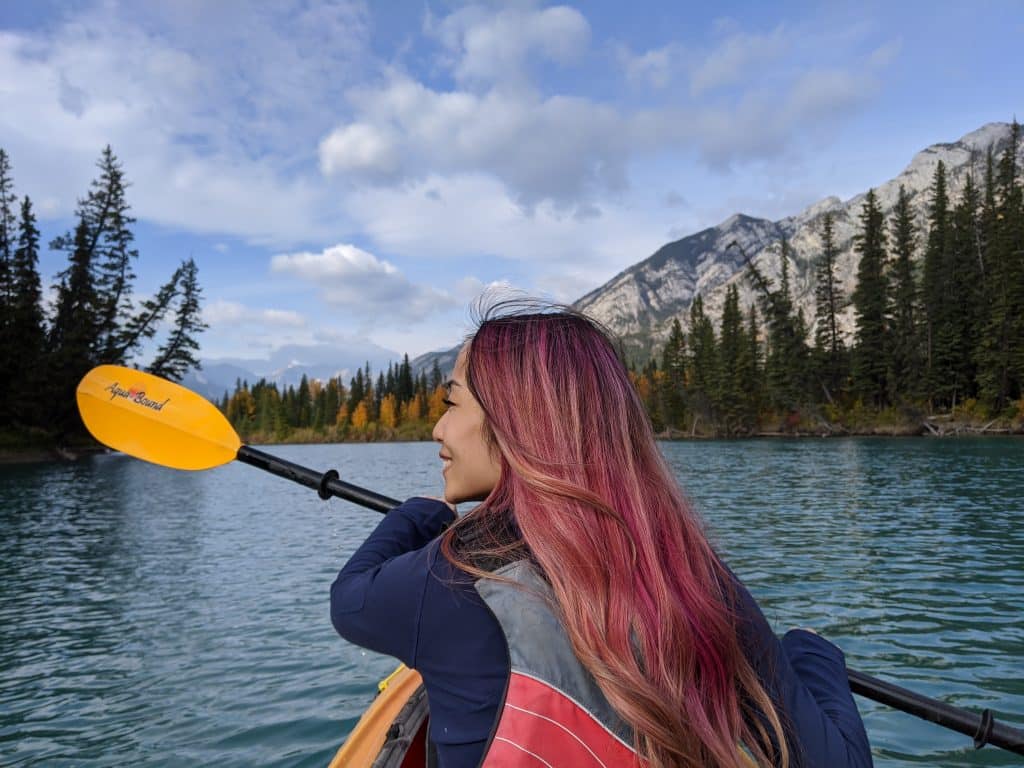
[220,356,447,445]
[0,146,206,458]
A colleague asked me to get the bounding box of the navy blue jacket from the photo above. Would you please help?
[331,498,872,768]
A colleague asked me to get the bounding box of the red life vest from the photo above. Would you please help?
[474,561,642,767]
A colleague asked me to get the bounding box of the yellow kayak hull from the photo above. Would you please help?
[329,666,429,768]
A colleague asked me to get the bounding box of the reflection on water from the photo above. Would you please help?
[2,439,1022,767]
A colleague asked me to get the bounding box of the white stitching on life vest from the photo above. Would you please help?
[493,736,557,767]
[509,669,636,752]
[503,702,609,768]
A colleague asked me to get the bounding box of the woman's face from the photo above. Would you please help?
[432,344,501,505]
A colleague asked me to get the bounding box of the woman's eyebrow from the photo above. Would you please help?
[443,379,461,390]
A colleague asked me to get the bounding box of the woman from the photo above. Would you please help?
[332,301,872,768]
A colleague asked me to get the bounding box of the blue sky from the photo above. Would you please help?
[1,0,1021,364]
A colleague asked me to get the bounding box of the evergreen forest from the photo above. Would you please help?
[632,121,1024,436]
[0,146,207,454]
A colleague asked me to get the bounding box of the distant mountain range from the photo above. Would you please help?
[195,121,1023,397]
[576,121,1023,357]
[183,340,400,400]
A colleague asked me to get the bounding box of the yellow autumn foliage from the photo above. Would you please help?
[380,394,398,429]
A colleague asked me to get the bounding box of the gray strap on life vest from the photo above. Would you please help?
[475,561,634,747]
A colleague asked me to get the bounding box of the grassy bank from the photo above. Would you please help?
[657,399,1024,439]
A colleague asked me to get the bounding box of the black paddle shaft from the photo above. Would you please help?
[237,443,1024,756]
[236,445,400,513]
[848,669,1024,755]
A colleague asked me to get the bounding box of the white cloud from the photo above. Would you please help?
[270,244,456,321]
[786,69,877,122]
[617,43,682,90]
[0,2,368,243]
[318,122,400,177]
[270,244,397,280]
[430,4,590,87]
[203,299,306,328]
[344,173,672,287]
[868,38,903,69]
[320,74,632,207]
[318,8,892,208]
[689,25,789,95]
[262,309,307,327]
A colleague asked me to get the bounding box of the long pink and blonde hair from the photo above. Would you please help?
[441,300,790,768]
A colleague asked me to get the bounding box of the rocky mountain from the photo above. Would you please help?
[411,344,460,381]
[576,121,1023,358]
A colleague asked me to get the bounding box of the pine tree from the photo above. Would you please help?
[660,317,687,429]
[921,161,951,408]
[738,305,763,426]
[297,375,312,428]
[398,354,414,404]
[0,150,17,423]
[813,212,846,402]
[980,146,998,279]
[254,380,277,435]
[716,285,745,434]
[6,197,47,424]
[0,149,15,312]
[375,372,385,419]
[147,259,207,381]
[47,220,101,430]
[887,185,921,402]
[851,188,889,408]
[312,382,327,431]
[325,378,341,432]
[49,147,139,363]
[430,359,443,391]
[771,243,795,406]
[998,121,1024,400]
[744,238,806,409]
[347,368,365,414]
[686,295,717,427]
[792,307,811,403]
[944,174,983,407]
[385,362,396,398]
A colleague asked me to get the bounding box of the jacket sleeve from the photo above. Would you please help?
[330,497,456,664]
[778,629,874,768]
[733,580,873,768]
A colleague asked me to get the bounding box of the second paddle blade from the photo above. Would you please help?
[76,365,242,471]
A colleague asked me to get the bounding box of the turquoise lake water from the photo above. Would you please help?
[1,439,1022,766]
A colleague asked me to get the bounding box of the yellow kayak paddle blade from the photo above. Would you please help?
[76,365,241,470]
